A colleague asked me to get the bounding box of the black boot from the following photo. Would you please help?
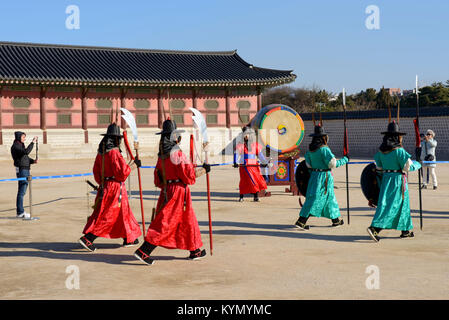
[188,248,207,260]
[367,227,381,242]
[134,241,156,265]
[295,216,310,230]
[400,230,415,239]
[253,193,260,202]
[79,233,97,252]
[123,238,139,247]
[239,194,244,202]
[331,218,344,227]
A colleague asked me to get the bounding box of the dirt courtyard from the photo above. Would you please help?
[0,157,448,300]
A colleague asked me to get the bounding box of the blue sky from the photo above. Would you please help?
[0,0,448,94]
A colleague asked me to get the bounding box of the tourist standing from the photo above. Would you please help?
[11,131,37,219]
[420,129,438,190]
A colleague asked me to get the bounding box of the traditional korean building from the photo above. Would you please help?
[0,42,296,159]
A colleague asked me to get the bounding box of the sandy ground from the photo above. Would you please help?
[0,156,448,300]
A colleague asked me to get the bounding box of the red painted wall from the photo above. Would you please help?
[0,86,260,131]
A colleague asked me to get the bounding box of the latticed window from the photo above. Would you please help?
[170,99,185,109]
[96,99,113,109]
[237,100,251,109]
[55,98,73,109]
[136,114,149,125]
[14,114,29,125]
[204,100,219,110]
[57,114,72,125]
[11,97,31,108]
[239,114,250,124]
[97,114,111,125]
[134,99,150,109]
[172,114,184,125]
[206,114,218,124]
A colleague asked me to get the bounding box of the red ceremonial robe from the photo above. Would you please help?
[144,149,203,251]
[83,148,142,242]
[236,142,267,195]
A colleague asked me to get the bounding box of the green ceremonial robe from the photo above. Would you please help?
[371,148,421,231]
[299,146,348,219]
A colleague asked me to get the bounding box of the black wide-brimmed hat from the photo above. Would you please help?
[156,119,185,135]
[242,126,256,135]
[101,123,123,137]
[309,125,328,137]
[381,121,406,136]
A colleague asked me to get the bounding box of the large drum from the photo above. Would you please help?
[250,104,304,195]
[251,104,305,156]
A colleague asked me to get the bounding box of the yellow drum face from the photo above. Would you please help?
[256,104,304,153]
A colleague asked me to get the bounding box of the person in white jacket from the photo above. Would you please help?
[421,129,438,190]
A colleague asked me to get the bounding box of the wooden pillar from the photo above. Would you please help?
[192,88,198,109]
[120,88,127,129]
[81,87,88,143]
[257,87,263,112]
[225,87,231,129]
[40,87,47,144]
[157,88,164,128]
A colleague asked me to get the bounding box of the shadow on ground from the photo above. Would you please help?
[0,242,188,265]
[196,220,401,243]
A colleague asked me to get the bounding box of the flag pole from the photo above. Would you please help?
[415,75,423,230]
[204,144,213,256]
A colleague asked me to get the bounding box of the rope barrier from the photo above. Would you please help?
[0,177,27,182]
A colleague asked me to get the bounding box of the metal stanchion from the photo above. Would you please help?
[23,175,39,221]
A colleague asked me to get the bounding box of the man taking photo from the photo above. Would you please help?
[11,131,38,219]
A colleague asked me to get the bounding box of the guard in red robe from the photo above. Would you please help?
[234,126,268,202]
[134,119,210,266]
[79,123,142,252]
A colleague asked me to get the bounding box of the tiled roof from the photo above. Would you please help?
[0,42,296,87]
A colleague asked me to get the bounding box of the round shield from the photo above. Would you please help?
[252,104,305,155]
[360,163,382,206]
[295,160,310,197]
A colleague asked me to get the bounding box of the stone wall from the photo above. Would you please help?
[1,115,447,162]
[300,117,449,160]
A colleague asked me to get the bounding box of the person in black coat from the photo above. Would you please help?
[10,131,38,219]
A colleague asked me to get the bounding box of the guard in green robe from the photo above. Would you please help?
[366,121,421,242]
[295,125,348,230]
